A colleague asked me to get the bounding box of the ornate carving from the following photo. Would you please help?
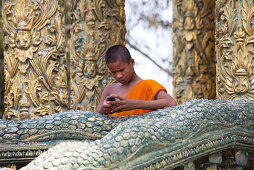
[0,149,46,160]
[216,0,254,100]
[0,142,49,165]
[70,0,126,111]
[172,0,216,104]
[3,0,67,120]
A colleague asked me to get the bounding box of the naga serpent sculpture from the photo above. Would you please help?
[0,99,254,169]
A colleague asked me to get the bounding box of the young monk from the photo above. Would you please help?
[96,45,177,116]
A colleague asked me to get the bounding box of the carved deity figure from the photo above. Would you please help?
[173,0,216,104]
[70,0,126,111]
[3,0,68,120]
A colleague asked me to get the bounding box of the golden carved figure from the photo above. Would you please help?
[216,0,254,100]
[172,0,216,104]
[70,0,126,111]
[3,0,68,120]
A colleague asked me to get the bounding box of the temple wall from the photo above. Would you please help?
[216,0,254,100]
[69,0,126,111]
[2,0,68,120]
[172,0,216,104]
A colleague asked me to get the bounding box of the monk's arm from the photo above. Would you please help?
[153,90,177,108]
[110,90,177,112]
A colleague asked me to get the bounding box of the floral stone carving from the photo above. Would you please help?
[216,0,254,100]
[70,0,126,111]
[3,0,68,120]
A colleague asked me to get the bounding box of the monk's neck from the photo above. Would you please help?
[127,73,142,86]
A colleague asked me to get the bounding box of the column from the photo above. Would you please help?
[216,0,254,100]
[70,0,126,111]
[207,152,222,169]
[184,161,195,170]
[0,9,3,118]
[3,0,68,120]
[235,150,248,169]
[172,0,216,104]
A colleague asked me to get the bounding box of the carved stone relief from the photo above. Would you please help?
[3,0,68,120]
[70,0,126,111]
[172,0,216,104]
[216,0,254,100]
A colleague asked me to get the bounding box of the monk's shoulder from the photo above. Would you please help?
[104,83,121,92]
[143,79,160,86]
[143,79,166,91]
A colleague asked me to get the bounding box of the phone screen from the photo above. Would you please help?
[107,96,115,101]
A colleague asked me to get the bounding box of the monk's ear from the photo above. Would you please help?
[130,58,135,66]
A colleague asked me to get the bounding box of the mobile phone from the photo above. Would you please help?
[107,96,115,101]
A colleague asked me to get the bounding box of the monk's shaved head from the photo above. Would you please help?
[105,45,131,64]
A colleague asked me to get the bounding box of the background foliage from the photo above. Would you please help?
[125,0,173,92]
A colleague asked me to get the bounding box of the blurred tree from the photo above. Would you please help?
[125,0,173,77]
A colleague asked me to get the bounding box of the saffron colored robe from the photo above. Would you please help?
[110,79,167,117]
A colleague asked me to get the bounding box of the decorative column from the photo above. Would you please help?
[70,0,126,111]
[172,0,216,104]
[3,0,68,120]
[216,0,254,100]
[0,9,4,118]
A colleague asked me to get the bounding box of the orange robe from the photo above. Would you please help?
[110,79,166,117]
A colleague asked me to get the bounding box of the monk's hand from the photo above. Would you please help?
[109,95,137,113]
[101,100,118,114]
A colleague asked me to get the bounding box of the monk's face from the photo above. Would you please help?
[107,59,135,84]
